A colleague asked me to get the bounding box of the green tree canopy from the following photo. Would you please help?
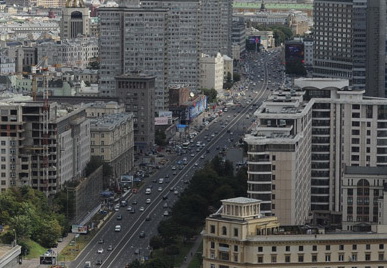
[200,88,217,103]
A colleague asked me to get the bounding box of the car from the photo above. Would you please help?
[114,204,120,212]
[120,200,128,207]
[145,215,151,221]
[107,245,113,251]
[163,202,168,208]
[127,206,133,212]
[172,166,176,170]
[200,155,205,159]
[163,210,169,216]
[96,260,103,266]
[165,174,169,178]
[132,200,138,205]
[174,190,179,195]
[134,249,140,254]
[162,195,168,200]
[170,187,175,191]
[146,198,151,204]
[194,162,198,167]
[139,206,145,212]
[115,225,121,232]
[116,214,122,220]
[190,153,195,157]
[158,178,164,184]
[98,239,104,244]
[97,248,104,254]
[158,187,163,192]
[139,231,146,238]
[172,171,177,175]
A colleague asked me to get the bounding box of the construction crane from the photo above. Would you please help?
[31,56,48,101]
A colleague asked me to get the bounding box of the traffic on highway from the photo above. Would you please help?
[70,49,286,268]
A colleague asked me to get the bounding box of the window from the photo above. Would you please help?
[339,245,344,250]
[352,245,357,250]
[233,228,238,237]
[313,245,317,251]
[257,256,263,263]
[326,254,331,261]
[285,255,290,263]
[222,226,227,235]
[366,244,370,250]
[272,246,276,252]
[380,244,384,250]
[0,141,5,146]
[286,246,290,252]
[234,245,238,252]
[210,242,215,249]
[299,246,304,251]
[339,254,344,261]
[365,253,371,261]
[210,225,215,233]
[351,253,357,261]
[326,245,330,250]
[379,253,384,261]
[298,255,304,262]
[271,255,277,263]
[312,254,317,262]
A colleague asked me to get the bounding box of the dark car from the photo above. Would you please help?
[116,214,122,220]
[139,231,146,238]
[145,215,151,221]
[96,260,103,266]
[98,239,104,244]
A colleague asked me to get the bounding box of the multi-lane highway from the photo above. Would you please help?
[70,49,285,268]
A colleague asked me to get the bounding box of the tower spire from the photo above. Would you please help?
[260,0,266,12]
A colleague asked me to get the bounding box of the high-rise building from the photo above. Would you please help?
[60,0,90,39]
[313,0,386,97]
[98,3,169,112]
[115,73,155,152]
[244,87,312,225]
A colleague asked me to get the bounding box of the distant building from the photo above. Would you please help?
[115,73,155,152]
[0,53,15,74]
[232,17,246,56]
[200,53,224,92]
[202,197,387,268]
[60,2,90,39]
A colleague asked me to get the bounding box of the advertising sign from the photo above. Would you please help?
[155,117,169,125]
[158,111,173,119]
[189,95,207,120]
[246,36,261,51]
[71,225,88,234]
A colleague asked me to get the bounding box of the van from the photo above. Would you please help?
[145,188,151,195]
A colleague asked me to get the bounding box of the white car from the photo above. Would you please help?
[139,206,145,212]
[97,248,104,254]
[146,198,151,204]
[158,187,163,192]
[163,211,169,216]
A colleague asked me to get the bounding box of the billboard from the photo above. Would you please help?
[155,117,169,126]
[189,95,207,120]
[246,36,261,51]
[285,42,304,63]
[158,111,173,119]
[71,225,88,234]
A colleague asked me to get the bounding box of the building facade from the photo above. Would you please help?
[98,4,169,112]
[313,0,386,97]
[89,113,134,182]
[60,6,90,39]
[199,53,224,92]
[115,73,155,152]
[244,88,313,225]
[202,197,387,268]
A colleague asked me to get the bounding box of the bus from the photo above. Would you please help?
[182,141,190,149]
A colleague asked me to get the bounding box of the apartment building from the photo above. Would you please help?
[0,53,15,74]
[0,94,90,194]
[202,197,387,268]
[115,73,155,152]
[244,88,313,225]
[232,17,246,55]
[89,113,134,182]
[199,53,224,92]
[313,0,386,97]
[98,3,169,112]
[84,101,125,118]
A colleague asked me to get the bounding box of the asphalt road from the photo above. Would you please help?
[69,49,284,268]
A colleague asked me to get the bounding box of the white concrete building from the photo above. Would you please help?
[244,88,313,225]
[0,53,15,74]
[203,197,387,268]
[200,53,224,92]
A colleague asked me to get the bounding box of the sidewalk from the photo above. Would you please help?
[20,233,75,268]
[180,236,203,268]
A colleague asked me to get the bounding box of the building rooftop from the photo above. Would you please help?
[90,112,133,131]
[221,197,261,204]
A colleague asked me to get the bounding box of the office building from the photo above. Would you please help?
[244,88,313,225]
[313,0,386,97]
[98,3,169,111]
[232,17,246,56]
[202,197,387,268]
[115,73,155,152]
[60,0,90,39]
[199,53,224,92]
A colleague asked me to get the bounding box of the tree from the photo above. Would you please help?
[155,129,167,146]
[233,73,241,82]
[87,61,100,70]
[84,156,112,178]
[149,235,164,250]
[200,88,217,103]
